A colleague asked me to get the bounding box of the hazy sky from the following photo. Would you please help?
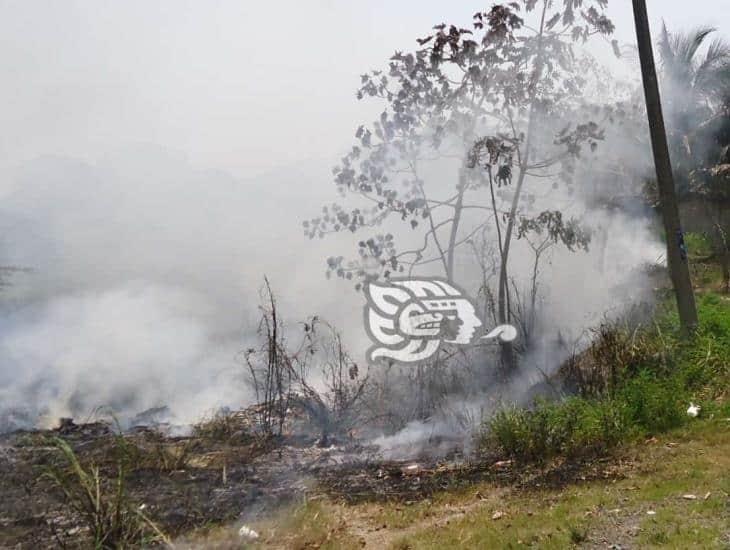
[1,1,728,180]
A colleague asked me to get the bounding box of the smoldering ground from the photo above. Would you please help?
[0,149,367,430]
[0,129,662,448]
[0,2,684,460]
[0,94,663,449]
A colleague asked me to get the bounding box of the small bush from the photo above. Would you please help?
[486,405,548,462]
[151,439,196,472]
[697,293,730,342]
[568,524,588,544]
[565,398,631,455]
[561,322,665,398]
[484,374,686,462]
[674,294,730,397]
[619,370,687,433]
[482,292,730,463]
[483,397,632,462]
[44,437,167,548]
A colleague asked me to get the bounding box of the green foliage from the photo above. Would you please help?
[618,371,687,433]
[43,436,167,549]
[484,397,631,462]
[562,320,666,398]
[696,293,730,341]
[684,232,713,257]
[666,293,730,396]
[481,292,730,463]
[568,524,588,544]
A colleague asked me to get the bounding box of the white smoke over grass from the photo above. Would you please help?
[0,0,669,457]
[0,63,664,468]
[371,159,666,455]
[371,208,664,460]
[0,149,367,431]
[0,283,245,429]
[371,418,466,461]
[364,69,666,459]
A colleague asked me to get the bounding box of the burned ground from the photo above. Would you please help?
[0,413,638,549]
[0,416,304,548]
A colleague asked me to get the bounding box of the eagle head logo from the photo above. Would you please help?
[363,277,516,364]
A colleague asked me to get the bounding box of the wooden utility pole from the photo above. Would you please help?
[632,0,698,333]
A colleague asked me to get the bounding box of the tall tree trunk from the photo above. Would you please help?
[496,0,549,372]
[632,0,698,334]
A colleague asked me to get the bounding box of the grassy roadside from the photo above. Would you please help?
[391,419,730,549]
[233,417,729,549]
[42,289,729,549]
[224,292,730,549]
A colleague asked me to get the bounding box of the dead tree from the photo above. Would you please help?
[243,281,369,444]
[243,277,295,438]
[292,320,369,446]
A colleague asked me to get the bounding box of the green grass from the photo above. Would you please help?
[43,437,168,548]
[684,232,714,258]
[482,292,730,464]
[393,419,730,549]
[484,397,632,462]
[683,232,726,288]
[244,500,364,549]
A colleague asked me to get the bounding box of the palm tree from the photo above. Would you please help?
[657,25,730,179]
[657,25,730,292]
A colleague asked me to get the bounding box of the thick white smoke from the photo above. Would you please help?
[0,2,694,446]
[0,283,243,428]
[0,149,365,431]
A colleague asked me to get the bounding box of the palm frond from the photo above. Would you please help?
[657,25,730,104]
[694,38,730,101]
[658,22,675,68]
[658,26,717,79]
[681,26,717,66]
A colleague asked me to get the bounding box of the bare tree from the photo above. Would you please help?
[510,232,555,348]
[243,277,295,438]
[243,280,369,444]
[292,319,369,446]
